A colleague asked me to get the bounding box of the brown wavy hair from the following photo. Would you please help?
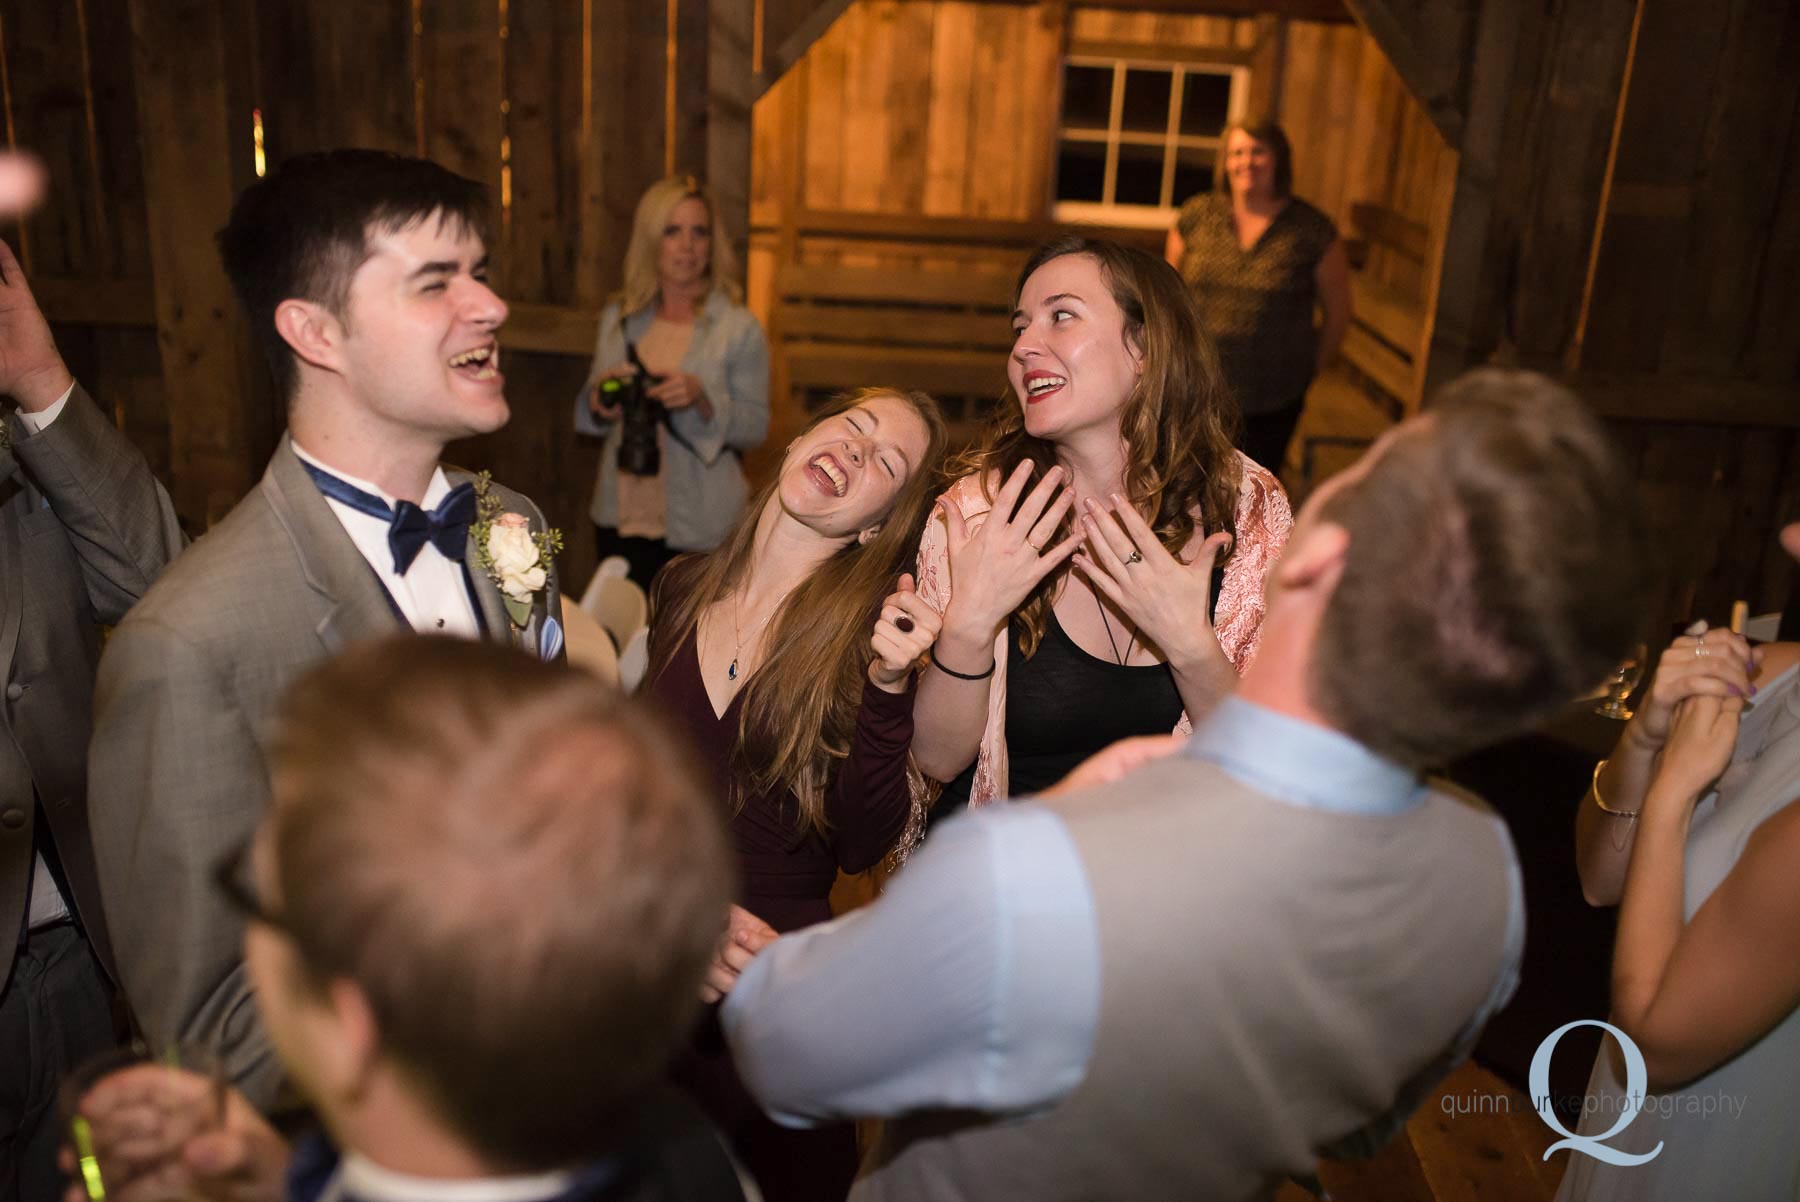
[949,236,1242,656]
[647,388,949,839]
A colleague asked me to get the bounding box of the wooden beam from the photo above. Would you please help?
[1576,374,1800,430]
[126,0,268,528]
[1340,0,1477,147]
[1417,0,1528,403]
[756,0,856,95]
[709,0,756,284]
[1067,0,1350,18]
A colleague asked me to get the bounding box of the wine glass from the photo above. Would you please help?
[1593,642,1649,720]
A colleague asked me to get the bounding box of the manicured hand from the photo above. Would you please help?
[0,238,72,412]
[1653,691,1743,805]
[61,1065,288,1202]
[1073,494,1231,672]
[701,904,778,1003]
[870,573,942,692]
[937,461,1080,642]
[1631,622,1757,752]
[1042,734,1186,797]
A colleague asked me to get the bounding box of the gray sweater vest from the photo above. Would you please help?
[852,754,1516,1202]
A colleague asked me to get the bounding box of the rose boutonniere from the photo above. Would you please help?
[470,472,564,629]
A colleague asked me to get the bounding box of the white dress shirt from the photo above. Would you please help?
[290,442,481,638]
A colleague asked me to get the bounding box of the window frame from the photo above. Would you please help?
[1050,55,1249,229]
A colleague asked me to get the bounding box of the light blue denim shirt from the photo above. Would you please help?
[721,696,1521,1131]
[573,290,769,552]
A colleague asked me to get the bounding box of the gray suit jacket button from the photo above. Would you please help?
[0,808,24,830]
[3,683,20,701]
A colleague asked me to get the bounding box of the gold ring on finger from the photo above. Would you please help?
[1123,550,1143,566]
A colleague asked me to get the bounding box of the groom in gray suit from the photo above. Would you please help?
[89,149,564,1109]
[0,235,182,1200]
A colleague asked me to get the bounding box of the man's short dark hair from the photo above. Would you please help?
[267,637,733,1169]
[1312,369,1653,769]
[216,149,489,402]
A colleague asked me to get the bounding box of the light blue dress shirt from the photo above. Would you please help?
[721,696,1524,1130]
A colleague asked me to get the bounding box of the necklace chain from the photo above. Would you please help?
[1093,587,1135,666]
[727,592,745,682]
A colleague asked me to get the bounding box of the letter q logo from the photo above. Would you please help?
[1530,1019,1663,1166]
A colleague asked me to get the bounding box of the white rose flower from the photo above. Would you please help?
[487,514,546,602]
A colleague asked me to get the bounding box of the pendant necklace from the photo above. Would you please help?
[727,593,745,681]
[1093,588,1136,666]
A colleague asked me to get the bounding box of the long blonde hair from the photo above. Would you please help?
[647,389,949,836]
[952,236,1242,657]
[616,174,743,315]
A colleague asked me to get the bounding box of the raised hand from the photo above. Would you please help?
[870,572,942,692]
[1073,494,1232,674]
[1631,622,1758,751]
[701,904,778,1004]
[1653,691,1743,805]
[0,238,72,411]
[936,461,1080,645]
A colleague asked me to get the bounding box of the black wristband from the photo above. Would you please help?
[929,652,996,681]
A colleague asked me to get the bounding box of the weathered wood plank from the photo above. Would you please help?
[1663,0,1800,379]
[83,0,154,279]
[922,2,977,216]
[777,261,1015,307]
[256,0,414,160]
[1504,0,1636,368]
[126,0,268,526]
[1579,0,1734,375]
[504,0,584,305]
[785,342,1005,398]
[778,302,1015,349]
[0,0,99,276]
[420,0,503,238]
[709,0,757,287]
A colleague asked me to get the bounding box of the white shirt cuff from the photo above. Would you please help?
[17,382,75,432]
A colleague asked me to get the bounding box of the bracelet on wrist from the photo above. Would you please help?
[1590,758,1638,820]
[929,651,996,682]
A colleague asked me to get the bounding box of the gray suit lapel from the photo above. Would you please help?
[262,439,405,653]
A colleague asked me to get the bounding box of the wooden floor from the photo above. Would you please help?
[1276,1062,1568,1202]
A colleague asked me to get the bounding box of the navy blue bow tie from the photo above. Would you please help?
[301,461,477,574]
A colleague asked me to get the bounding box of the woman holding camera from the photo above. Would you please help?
[575,175,770,589]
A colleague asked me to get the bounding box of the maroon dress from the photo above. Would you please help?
[645,611,916,1202]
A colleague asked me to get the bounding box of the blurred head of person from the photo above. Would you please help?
[1215,119,1293,203]
[236,636,732,1172]
[619,175,743,315]
[1248,368,1653,769]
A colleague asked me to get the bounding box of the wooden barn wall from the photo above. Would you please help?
[0,0,172,484]
[1576,0,1800,637]
[1274,18,1454,302]
[746,1,1453,463]
[3,0,729,590]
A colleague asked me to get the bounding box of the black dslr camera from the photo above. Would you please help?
[598,342,665,476]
